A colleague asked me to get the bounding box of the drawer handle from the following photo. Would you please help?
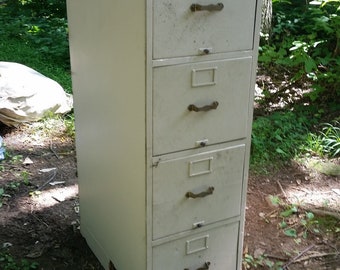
[188,101,219,112]
[186,187,214,199]
[184,261,211,270]
[190,3,224,12]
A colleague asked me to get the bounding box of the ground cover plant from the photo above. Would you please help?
[0,0,339,269]
[0,0,71,93]
[259,0,340,104]
[252,0,340,172]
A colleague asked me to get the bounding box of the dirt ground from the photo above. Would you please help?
[0,119,339,270]
[245,162,339,270]
[0,121,103,270]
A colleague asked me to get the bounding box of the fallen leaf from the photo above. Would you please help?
[284,228,297,238]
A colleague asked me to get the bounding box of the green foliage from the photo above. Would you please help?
[280,205,298,217]
[0,0,72,93]
[254,1,340,169]
[251,111,311,169]
[0,179,23,208]
[259,0,340,103]
[0,188,4,208]
[284,228,297,238]
[243,253,284,269]
[0,250,38,270]
[305,121,340,157]
[280,207,319,239]
[6,0,67,18]
[251,110,339,169]
[63,114,76,139]
[0,0,70,70]
[21,170,31,185]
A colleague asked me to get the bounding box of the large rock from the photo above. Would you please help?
[0,62,73,126]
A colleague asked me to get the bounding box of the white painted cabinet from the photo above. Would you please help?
[153,0,257,58]
[67,0,262,269]
[153,58,252,155]
[153,145,245,239]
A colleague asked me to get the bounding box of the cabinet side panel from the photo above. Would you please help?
[67,1,147,269]
[238,0,263,269]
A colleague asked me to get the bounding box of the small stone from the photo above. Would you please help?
[254,248,265,259]
[23,157,33,165]
[2,242,13,248]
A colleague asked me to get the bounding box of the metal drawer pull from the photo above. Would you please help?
[184,261,211,270]
[186,187,214,198]
[188,101,219,112]
[190,3,224,12]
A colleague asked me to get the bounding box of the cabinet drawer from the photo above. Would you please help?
[153,222,239,270]
[153,0,257,59]
[153,57,252,156]
[153,145,244,239]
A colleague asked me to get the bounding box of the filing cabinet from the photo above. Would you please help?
[67,0,262,269]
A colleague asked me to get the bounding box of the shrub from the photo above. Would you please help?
[259,0,340,103]
[0,0,69,68]
[251,111,312,169]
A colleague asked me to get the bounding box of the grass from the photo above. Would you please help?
[0,1,74,134]
[251,108,340,173]
[0,36,72,94]
[250,110,311,172]
[305,121,340,158]
[0,1,71,93]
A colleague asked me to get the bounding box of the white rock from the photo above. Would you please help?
[23,156,33,165]
[0,62,73,126]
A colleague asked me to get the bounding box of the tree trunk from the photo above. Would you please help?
[261,0,272,36]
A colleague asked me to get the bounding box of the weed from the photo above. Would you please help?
[5,181,20,191]
[316,215,340,233]
[21,170,30,185]
[0,179,26,208]
[300,212,320,238]
[63,114,76,139]
[6,154,23,165]
[0,188,4,208]
[243,253,284,269]
[251,111,311,170]
[0,250,39,270]
[319,122,340,157]
[304,121,340,157]
[278,205,320,239]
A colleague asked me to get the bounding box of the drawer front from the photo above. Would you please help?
[153,0,257,59]
[153,222,239,270]
[153,145,245,239]
[153,57,252,156]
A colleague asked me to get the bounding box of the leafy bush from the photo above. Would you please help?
[251,111,312,169]
[259,0,340,103]
[6,0,67,18]
[0,0,69,68]
[0,0,71,92]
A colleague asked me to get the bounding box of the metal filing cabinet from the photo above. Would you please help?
[67,1,262,269]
